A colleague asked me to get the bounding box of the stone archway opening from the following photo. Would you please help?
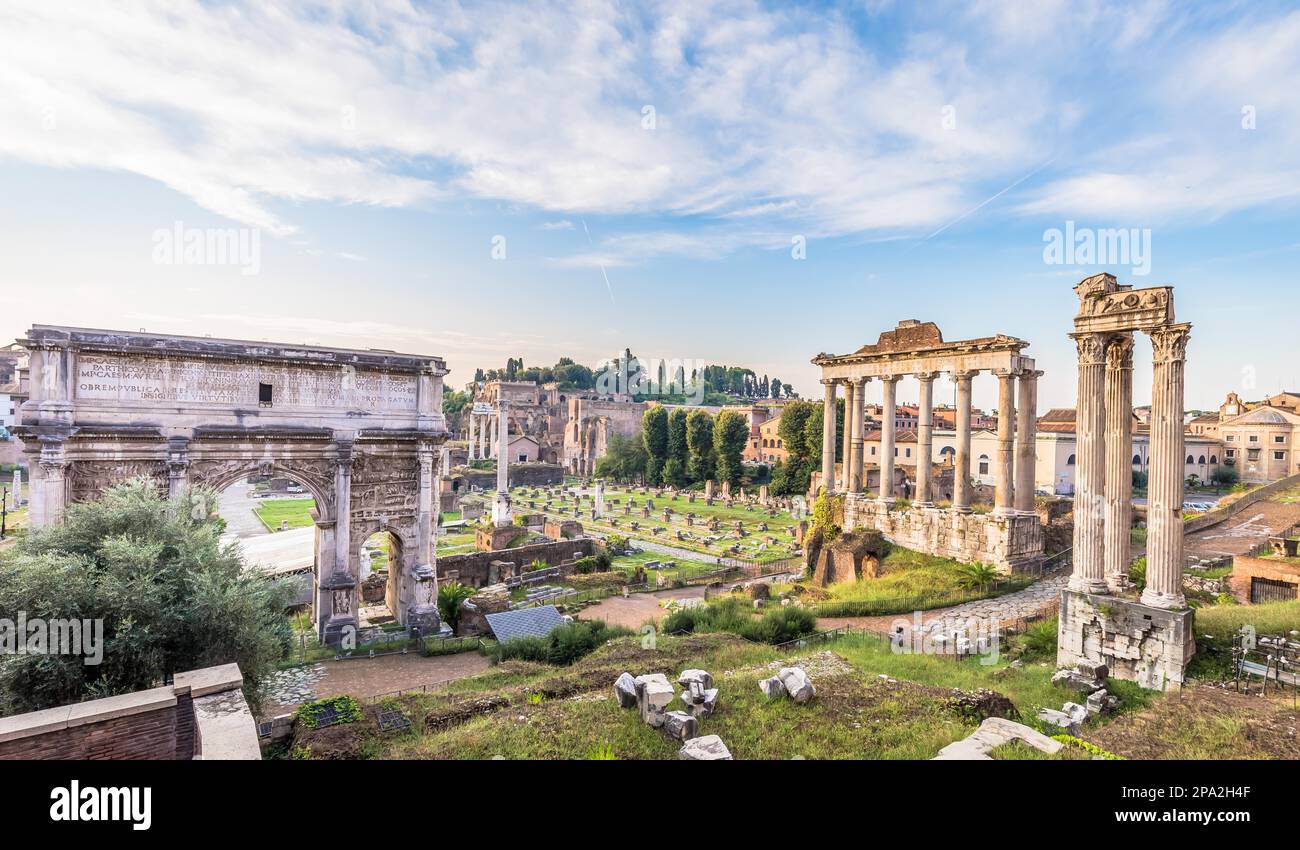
[211,470,320,614]
[358,529,402,628]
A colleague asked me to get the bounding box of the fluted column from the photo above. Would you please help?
[840,378,856,492]
[468,415,477,459]
[993,369,1016,515]
[1104,335,1135,591]
[334,443,354,577]
[1143,325,1190,609]
[478,414,488,459]
[820,379,837,495]
[915,372,937,507]
[1015,370,1039,513]
[849,377,867,493]
[952,371,976,512]
[1070,333,1109,594]
[879,375,899,501]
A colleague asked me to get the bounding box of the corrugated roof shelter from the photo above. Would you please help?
[485,606,565,643]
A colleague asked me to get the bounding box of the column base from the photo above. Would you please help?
[913,500,935,510]
[991,506,1017,518]
[1068,575,1109,594]
[1057,590,1195,691]
[949,505,973,514]
[322,617,359,649]
[1140,587,1187,610]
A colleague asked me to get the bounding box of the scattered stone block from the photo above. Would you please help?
[679,735,733,760]
[1085,689,1120,717]
[614,672,638,709]
[759,676,785,700]
[932,718,1064,760]
[1036,707,1080,734]
[778,667,816,704]
[664,710,698,741]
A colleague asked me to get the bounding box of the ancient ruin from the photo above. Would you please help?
[813,320,1044,573]
[1056,274,1195,690]
[12,325,449,644]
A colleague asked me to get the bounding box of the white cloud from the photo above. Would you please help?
[0,0,1297,256]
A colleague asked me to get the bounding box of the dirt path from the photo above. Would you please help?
[259,651,493,716]
[579,586,709,630]
[1185,500,1300,559]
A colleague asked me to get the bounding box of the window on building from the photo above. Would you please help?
[1132,454,1141,465]
[1275,435,1286,443]
[1249,435,1259,443]
[1226,435,1234,442]
[1248,448,1261,461]
[978,454,989,475]
[1210,455,1218,464]
[258,383,273,407]
[1186,455,1194,464]
[518,453,528,462]
[1275,451,1286,461]
[1226,449,1235,458]
[905,448,911,458]
[1067,454,1076,465]
[1198,455,1206,464]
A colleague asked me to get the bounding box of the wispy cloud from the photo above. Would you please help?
[2,0,1298,259]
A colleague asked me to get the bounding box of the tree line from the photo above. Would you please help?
[595,407,752,488]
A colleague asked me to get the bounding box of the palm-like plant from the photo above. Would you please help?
[955,561,999,592]
[437,581,475,633]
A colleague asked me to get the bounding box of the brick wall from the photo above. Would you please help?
[0,696,179,760]
[1229,554,1300,604]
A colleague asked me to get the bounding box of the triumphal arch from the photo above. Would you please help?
[813,319,1044,573]
[13,325,449,645]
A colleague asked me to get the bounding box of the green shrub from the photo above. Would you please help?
[1020,616,1058,660]
[955,562,999,591]
[661,595,816,644]
[437,581,475,633]
[1128,557,1147,591]
[489,619,633,666]
[574,555,599,574]
[295,695,362,729]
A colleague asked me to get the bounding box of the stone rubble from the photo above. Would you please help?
[933,717,1064,760]
[679,734,733,760]
[613,672,638,709]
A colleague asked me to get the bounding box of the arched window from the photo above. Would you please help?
[1067,454,1076,465]
[1210,455,1218,464]
[978,454,990,475]
[1132,454,1141,465]
[1198,455,1206,464]
[939,446,956,461]
[1186,455,1195,464]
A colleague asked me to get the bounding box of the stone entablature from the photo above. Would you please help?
[843,496,1044,574]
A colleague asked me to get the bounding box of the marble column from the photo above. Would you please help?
[478,414,488,459]
[1104,335,1135,591]
[993,369,1016,515]
[334,444,354,577]
[1015,370,1039,514]
[1070,333,1109,594]
[492,400,513,526]
[952,371,975,512]
[467,415,477,459]
[166,437,190,501]
[1143,325,1191,609]
[840,378,857,492]
[879,375,899,501]
[820,379,837,495]
[914,372,937,507]
[36,453,68,528]
[416,447,435,568]
[849,377,867,494]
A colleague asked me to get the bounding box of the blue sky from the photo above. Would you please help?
[1,0,1298,413]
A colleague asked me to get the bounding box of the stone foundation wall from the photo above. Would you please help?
[1056,590,1195,691]
[843,496,1044,574]
[1228,554,1300,604]
[438,537,597,588]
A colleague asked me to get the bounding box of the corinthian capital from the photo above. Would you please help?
[1072,332,1108,365]
[1105,333,1135,370]
[1149,324,1191,364]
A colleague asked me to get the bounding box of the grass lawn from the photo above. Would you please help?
[284,609,1162,760]
[510,483,802,564]
[3,505,27,532]
[802,547,1035,616]
[1187,599,1300,680]
[436,528,478,556]
[609,550,723,583]
[253,497,316,531]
